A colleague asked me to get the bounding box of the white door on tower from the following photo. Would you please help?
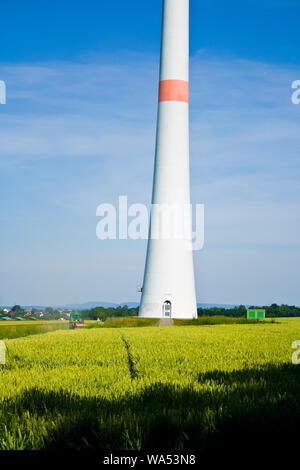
[163,301,172,318]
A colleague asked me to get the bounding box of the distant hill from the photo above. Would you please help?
[56,301,120,310]
[5,301,139,311]
[57,302,244,310]
[7,301,247,311]
[198,303,247,309]
[58,301,140,310]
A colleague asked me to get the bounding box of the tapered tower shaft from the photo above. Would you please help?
[139,0,197,319]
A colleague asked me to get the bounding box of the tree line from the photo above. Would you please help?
[3,303,300,321]
[81,305,139,321]
[82,303,300,320]
[197,304,300,318]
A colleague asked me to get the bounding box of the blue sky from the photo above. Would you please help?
[0,0,300,306]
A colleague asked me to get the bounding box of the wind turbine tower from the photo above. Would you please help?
[138,0,197,319]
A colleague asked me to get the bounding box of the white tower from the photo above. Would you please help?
[139,0,197,319]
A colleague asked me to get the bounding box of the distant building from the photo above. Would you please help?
[247,309,265,320]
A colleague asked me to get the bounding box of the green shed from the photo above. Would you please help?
[247,309,265,320]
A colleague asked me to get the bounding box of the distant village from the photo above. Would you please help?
[0,305,74,321]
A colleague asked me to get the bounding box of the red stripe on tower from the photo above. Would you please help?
[159,79,189,103]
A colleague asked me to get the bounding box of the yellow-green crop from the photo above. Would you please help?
[0,318,299,450]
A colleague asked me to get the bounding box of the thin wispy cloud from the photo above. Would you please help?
[0,52,299,305]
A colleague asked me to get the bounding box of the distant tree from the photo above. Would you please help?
[44,307,54,314]
[11,305,22,312]
[10,305,25,316]
[81,305,138,321]
[41,307,61,319]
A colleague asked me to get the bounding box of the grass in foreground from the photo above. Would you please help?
[174,316,273,326]
[89,316,271,329]
[88,317,158,328]
[0,318,299,451]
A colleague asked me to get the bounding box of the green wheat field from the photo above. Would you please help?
[0,318,300,451]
